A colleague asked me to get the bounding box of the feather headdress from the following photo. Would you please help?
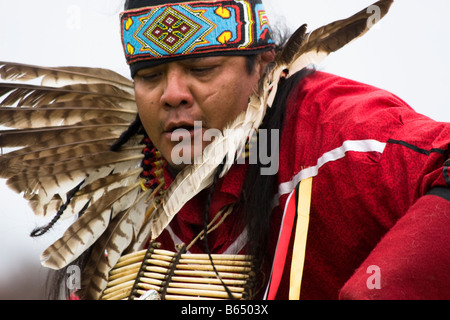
[0,0,393,299]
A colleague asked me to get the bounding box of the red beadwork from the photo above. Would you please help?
[140,136,166,192]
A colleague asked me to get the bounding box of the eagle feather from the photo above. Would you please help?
[0,62,144,274]
[0,61,134,93]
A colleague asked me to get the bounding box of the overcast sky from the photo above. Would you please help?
[1,0,449,299]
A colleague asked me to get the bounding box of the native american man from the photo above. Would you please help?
[1,0,449,300]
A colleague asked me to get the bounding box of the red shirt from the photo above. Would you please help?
[157,71,450,299]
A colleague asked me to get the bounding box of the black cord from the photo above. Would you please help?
[202,156,236,299]
[109,114,142,152]
[30,180,86,237]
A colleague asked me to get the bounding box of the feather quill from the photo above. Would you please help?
[0,120,129,148]
[0,106,136,129]
[0,82,134,108]
[0,138,117,169]
[0,61,133,93]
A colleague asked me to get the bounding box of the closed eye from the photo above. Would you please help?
[190,67,216,77]
[140,72,162,82]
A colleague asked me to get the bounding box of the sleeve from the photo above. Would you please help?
[287,72,450,299]
[336,101,450,299]
[339,189,450,299]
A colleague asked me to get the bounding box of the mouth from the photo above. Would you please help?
[164,122,198,133]
[163,121,206,142]
[168,125,195,133]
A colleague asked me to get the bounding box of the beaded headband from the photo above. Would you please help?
[120,0,275,76]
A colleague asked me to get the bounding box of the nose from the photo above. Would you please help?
[160,68,193,109]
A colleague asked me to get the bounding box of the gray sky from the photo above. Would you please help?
[0,0,449,299]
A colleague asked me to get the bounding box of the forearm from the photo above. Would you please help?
[339,190,450,300]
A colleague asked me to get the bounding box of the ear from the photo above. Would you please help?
[258,50,276,75]
[261,49,276,63]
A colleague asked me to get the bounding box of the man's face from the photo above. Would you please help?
[134,55,265,170]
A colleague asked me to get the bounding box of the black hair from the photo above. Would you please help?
[241,67,314,294]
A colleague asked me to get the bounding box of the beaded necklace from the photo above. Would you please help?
[139,136,166,192]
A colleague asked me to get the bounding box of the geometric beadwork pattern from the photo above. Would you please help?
[138,6,211,55]
[121,0,275,65]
